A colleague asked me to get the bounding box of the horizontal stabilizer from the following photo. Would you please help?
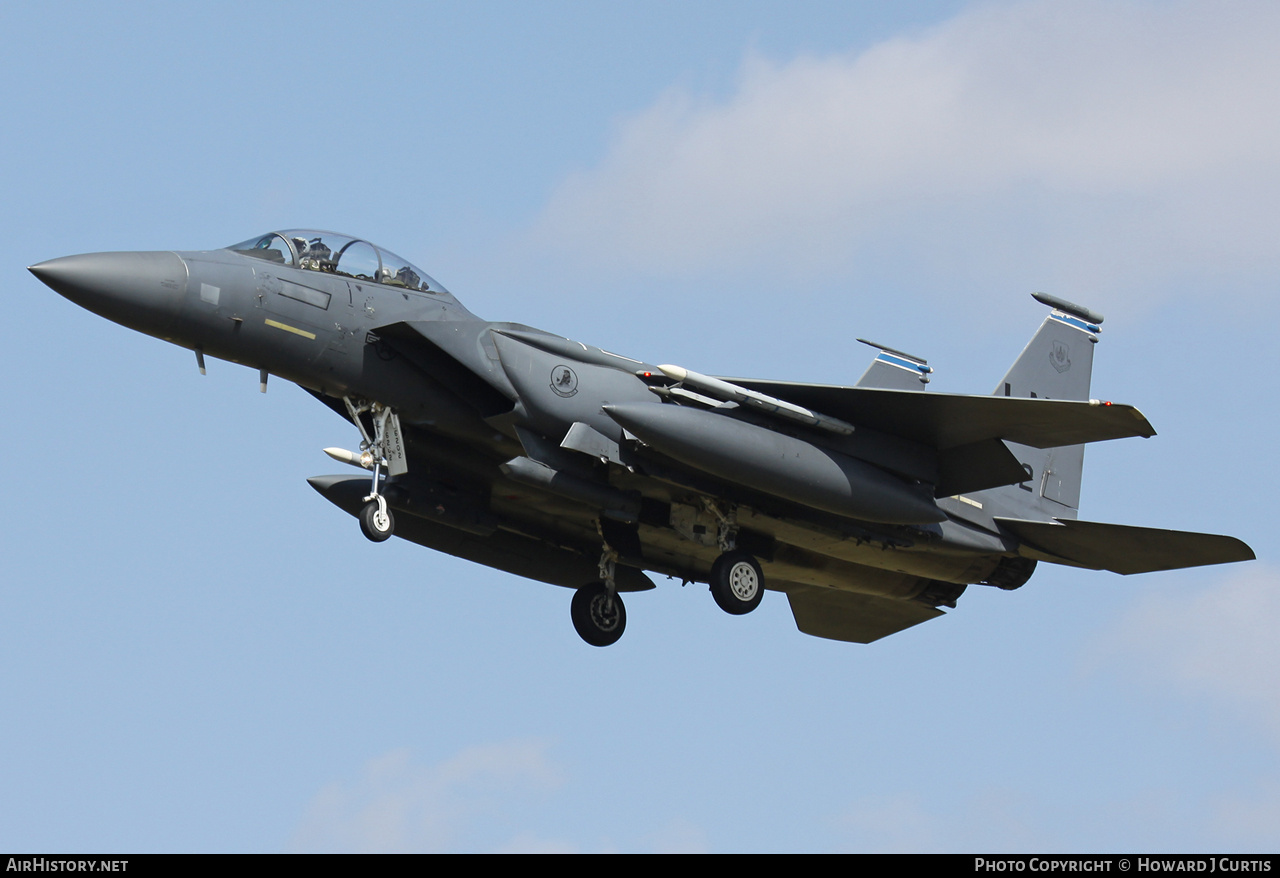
[784,584,943,643]
[996,517,1256,575]
[719,379,1155,450]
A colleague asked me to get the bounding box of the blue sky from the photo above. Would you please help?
[3,0,1278,852]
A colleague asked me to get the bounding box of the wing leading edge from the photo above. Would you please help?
[720,380,1155,450]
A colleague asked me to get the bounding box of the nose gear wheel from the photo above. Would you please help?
[359,496,394,542]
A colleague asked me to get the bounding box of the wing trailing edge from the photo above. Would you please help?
[996,517,1256,575]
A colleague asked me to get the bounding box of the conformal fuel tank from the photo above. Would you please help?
[602,402,945,525]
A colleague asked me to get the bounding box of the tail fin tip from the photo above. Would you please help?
[1031,292,1105,327]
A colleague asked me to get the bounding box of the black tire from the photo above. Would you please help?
[570,582,626,647]
[359,500,395,542]
[710,551,764,615]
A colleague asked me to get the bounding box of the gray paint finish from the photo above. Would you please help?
[29,229,1256,646]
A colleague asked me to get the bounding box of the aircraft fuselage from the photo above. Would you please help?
[31,231,1252,646]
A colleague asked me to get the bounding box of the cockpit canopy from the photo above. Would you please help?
[227,230,449,294]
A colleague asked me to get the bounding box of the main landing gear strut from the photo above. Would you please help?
[570,535,627,647]
[704,501,765,615]
[567,503,767,646]
[344,397,401,543]
[570,583,626,647]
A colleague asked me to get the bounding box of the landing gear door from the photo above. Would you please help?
[384,410,409,476]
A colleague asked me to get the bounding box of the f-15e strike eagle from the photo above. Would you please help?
[30,230,1254,646]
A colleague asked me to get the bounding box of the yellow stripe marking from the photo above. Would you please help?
[264,318,316,340]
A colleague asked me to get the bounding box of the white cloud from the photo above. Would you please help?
[837,793,948,853]
[288,741,717,852]
[1104,564,1280,853]
[644,819,711,854]
[288,741,567,853]
[493,831,580,854]
[1212,782,1280,847]
[1099,565,1280,737]
[836,789,1048,853]
[531,0,1280,306]
[834,566,1280,853]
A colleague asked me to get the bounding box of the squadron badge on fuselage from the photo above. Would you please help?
[550,365,579,397]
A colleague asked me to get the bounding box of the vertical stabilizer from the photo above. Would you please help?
[987,294,1103,516]
[855,338,933,390]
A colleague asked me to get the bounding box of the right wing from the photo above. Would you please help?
[996,517,1256,574]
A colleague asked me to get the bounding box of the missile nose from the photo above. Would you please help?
[30,251,189,332]
[28,257,85,294]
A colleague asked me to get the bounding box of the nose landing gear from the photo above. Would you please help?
[359,496,395,542]
[343,397,406,543]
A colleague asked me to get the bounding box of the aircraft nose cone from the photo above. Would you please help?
[30,251,188,332]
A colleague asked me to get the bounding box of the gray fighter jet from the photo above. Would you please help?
[30,230,1255,646]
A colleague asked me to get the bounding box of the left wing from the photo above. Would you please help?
[720,379,1155,449]
[784,584,944,643]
